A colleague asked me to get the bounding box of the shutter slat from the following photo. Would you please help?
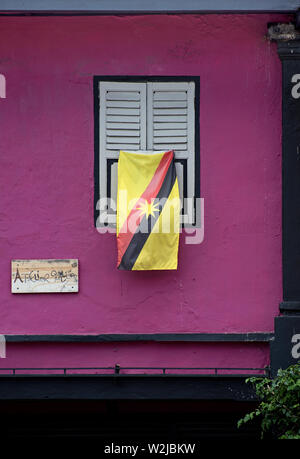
[107,100,140,108]
[107,130,140,136]
[154,129,186,137]
[153,144,187,150]
[107,137,140,144]
[106,144,140,150]
[154,101,187,108]
[154,122,187,130]
[153,136,187,144]
[106,91,140,100]
[154,115,186,122]
[153,91,187,100]
[153,108,187,115]
[107,108,140,115]
[107,122,140,129]
[107,115,140,123]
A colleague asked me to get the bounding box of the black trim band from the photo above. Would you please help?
[4,333,274,343]
[279,301,300,313]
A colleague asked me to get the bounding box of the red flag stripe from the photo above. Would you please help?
[117,150,174,266]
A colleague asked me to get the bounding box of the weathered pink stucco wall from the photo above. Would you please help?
[0,342,269,375]
[0,14,287,368]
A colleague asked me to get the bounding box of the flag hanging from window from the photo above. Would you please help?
[117,150,180,270]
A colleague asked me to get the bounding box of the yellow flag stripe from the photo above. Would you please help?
[117,150,165,234]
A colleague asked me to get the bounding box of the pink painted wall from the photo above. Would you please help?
[0,14,288,368]
[0,342,268,375]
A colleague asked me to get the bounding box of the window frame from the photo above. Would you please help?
[93,75,200,227]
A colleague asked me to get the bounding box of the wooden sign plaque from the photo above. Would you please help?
[11,259,79,293]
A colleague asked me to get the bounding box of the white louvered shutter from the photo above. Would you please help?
[146,82,195,224]
[98,80,197,228]
[98,82,147,224]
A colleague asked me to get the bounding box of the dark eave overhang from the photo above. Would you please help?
[0,374,258,401]
[0,0,299,15]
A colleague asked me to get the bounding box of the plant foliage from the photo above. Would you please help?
[238,362,300,439]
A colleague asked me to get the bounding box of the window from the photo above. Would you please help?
[94,77,200,228]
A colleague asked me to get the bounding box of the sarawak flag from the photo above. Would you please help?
[117,150,180,270]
